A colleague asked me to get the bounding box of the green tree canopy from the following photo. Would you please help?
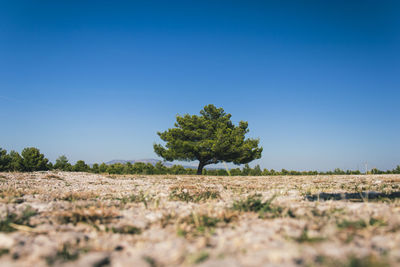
[54,155,72,171]
[154,104,263,175]
[9,150,23,172]
[92,163,100,173]
[154,161,167,174]
[73,160,89,172]
[21,147,49,172]
[394,165,400,174]
[250,164,262,176]
[99,163,108,173]
[0,148,11,171]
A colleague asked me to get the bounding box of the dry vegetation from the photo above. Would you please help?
[0,172,400,266]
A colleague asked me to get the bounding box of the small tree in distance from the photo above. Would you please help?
[21,147,49,172]
[9,150,23,172]
[54,155,72,171]
[154,104,263,175]
[99,163,108,173]
[92,163,100,173]
[0,148,11,171]
[73,160,89,172]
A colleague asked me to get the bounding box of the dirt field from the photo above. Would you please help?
[1,172,400,267]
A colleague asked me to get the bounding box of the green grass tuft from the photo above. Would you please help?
[0,206,37,232]
[169,188,219,203]
[232,194,288,218]
[111,225,141,235]
[295,228,325,243]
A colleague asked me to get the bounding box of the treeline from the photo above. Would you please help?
[1,147,400,176]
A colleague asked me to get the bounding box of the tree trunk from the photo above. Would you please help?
[197,162,204,175]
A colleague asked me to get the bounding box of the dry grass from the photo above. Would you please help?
[43,174,65,181]
[55,205,119,225]
[169,185,220,202]
[57,191,99,201]
[0,172,400,266]
[176,211,238,239]
[0,205,37,232]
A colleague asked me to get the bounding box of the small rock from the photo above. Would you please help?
[0,234,15,249]
[67,252,111,267]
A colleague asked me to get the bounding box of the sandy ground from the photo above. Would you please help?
[0,172,400,266]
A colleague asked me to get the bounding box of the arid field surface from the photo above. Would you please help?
[1,172,400,267]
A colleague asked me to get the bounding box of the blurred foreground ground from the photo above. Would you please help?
[1,172,400,266]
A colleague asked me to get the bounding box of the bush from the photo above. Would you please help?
[99,163,108,173]
[0,148,11,171]
[73,160,89,172]
[54,155,72,171]
[232,194,288,218]
[8,151,23,172]
[106,163,124,174]
[91,163,99,173]
[21,147,49,172]
[394,165,400,174]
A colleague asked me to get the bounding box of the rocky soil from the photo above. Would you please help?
[0,172,400,266]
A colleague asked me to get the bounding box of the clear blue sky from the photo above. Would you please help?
[1,1,399,171]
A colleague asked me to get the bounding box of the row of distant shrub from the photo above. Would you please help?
[1,147,400,176]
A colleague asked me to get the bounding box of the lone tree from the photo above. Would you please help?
[154,104,263,175]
